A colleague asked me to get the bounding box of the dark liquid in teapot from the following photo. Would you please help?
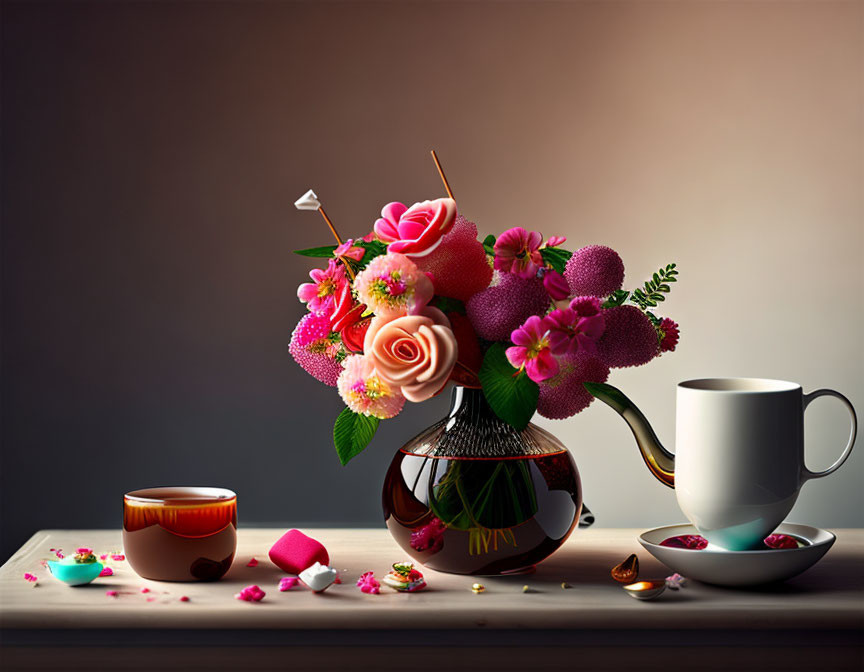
[383,449,582,575]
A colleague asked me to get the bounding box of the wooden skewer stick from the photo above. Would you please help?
[430,149,455,200]
[317,206,355,280]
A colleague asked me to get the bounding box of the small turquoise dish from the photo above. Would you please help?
[47,560,104,586]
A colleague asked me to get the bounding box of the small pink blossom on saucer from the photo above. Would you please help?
[235,585,265,602]
[246,558,259,567]
[278,577,299,591]
[99,567,114,577]
[660,535,708,550]
[356,571,380,594]
[764,534,799,549]
[106,590,118,598]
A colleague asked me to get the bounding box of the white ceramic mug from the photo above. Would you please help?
[675,378,857,550]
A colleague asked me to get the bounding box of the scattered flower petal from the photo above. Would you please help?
[356,571,380,594]
[99,567,114,577]
[665,573,688,590]
[140,587,150,593]
[278,577,299,591]
[179,596,190,602]
[660,535,709,550]
[246,558,259,567]
[111,554,125,561]
[106,590,119,598]
[235,585,266,602]
[23,573,38,583]
[764,534,800,549]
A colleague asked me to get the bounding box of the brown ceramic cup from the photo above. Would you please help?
[123,487,237,581]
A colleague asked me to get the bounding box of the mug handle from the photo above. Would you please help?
[801,389,857,480]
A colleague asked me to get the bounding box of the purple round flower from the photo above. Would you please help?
[596,305,658,368]
[564,245,624,298]
[537,353,610,419]
[466,273,550,342]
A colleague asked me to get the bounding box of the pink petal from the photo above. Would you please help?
[106,590,119,598]
[140,587,150,593]
[660,535,708,550]
[381,201,408,225]
[179,596,190,602]
[525,350,559,382]
[99,567,113,577]
[506,346,529,369]
[111,554,125,561]
[246,558,259,567]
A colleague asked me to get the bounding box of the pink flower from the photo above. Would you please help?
[356,572,380,594]
[364,308,458,402]
[545,236,567,248]
[289,313,346,387]
[297,259,348,316]
[354,253,433,317]
[334,239,365,262]
[337,355,406,419]
[658,317,680,353]
[546,298,605,357]
[493,228,544,278]
[99,554,108,560]
[506,315,567,382]
[541,269,570,300]
[373,198,457,257]
[235,585,266,602]
[99,567,114,577]
[410,518,446,553]
[279,577,299,591]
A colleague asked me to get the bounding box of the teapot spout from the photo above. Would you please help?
[583,382,675,489]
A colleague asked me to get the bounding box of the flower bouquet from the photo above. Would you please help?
[290,153,681,573]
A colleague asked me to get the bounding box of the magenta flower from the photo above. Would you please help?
[506,315,567,382]
[541,269,570,300]
[356,571,381,594]
[493,228,544,278]
[373,199,457,257]
[658,317,680,353]
[546,297,605,357]
[545,235,567,248]
[297,259,348,316]
[334,239,365,263]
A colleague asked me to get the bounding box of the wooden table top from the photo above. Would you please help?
[1,528,862,632]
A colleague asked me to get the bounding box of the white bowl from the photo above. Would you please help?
[638,523,835,587]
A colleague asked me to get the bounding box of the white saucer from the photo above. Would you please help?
[638,523,835,587]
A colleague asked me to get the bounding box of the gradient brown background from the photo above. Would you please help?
[2,1,862,562]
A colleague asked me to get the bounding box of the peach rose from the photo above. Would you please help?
[364,307,458,402]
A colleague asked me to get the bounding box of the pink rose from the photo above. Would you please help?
[373,198,457,258]
[364,307,458,402]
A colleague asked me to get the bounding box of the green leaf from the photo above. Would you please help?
[293,245,337,258]
[333,408,380,465]
[602,290,630,308]
[433,296,466,315]
[540,247,572,275]
[482,234,497,256]
[358,240,387,264]
[478,343,539,431]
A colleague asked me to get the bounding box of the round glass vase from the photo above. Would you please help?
[382,386,582,575]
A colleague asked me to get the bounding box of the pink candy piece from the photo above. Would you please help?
[764,534,799,549]
[660,535,709,550]
[269,530,329,575]
[99,567,114,577]
[235,585,266,602]
[356,571,380,595]
[179,596,190,602]
[246,558,259,567]
[111,554,125,561]
[278,577,299,592]
[106,590,118,598]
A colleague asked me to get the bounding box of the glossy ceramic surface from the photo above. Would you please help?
[639,522,835,586]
